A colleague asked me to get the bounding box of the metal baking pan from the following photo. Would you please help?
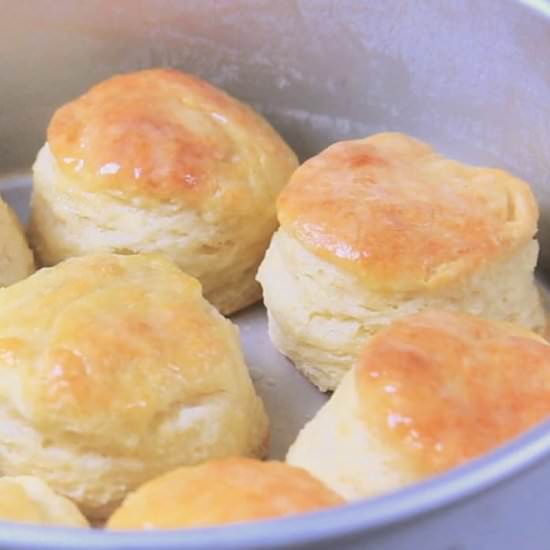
[1,1,550,548]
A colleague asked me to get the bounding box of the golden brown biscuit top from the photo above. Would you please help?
[107,458,343,529]
[0,254,247,455]
[278,133,538,292]
[48,69,297,208]
[356,310,550,477]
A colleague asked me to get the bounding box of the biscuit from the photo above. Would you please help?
[107,457,343,529]
[258,133,545,390]
[0,476,87,527]
[287,310,550,498]
[0,254,268,520]
[29,68,298,315]
[0,196,34,286]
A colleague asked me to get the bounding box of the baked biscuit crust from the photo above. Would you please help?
[0,254,268,519]
[48,69,296,209]
[278,133,538,293]
[357,310,550,477]
[107,458,342,529]
[31,69,298,314]
[287,311,550,498]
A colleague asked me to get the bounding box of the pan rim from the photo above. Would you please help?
[0,409,549,549]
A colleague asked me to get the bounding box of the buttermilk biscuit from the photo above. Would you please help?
[29,68,298,315]
[0,476,88,527]
[0,254,268,520]
[0,196,34,285]
[287,310,550,498]
[257,132,545,390]
[107,457,343,529]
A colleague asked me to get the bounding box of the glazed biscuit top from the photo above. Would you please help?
[356,310,550,477]
[277,133,538,293]
[0,254,251,455]
[107,458,343,529]
[47,69,297,209]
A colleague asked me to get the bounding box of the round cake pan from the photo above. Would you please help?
[1,1,550,548]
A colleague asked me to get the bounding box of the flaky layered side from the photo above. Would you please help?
[0,197,34,286]
[259,133,545,390]
[31,144,273,314]
[259,229,545,391]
